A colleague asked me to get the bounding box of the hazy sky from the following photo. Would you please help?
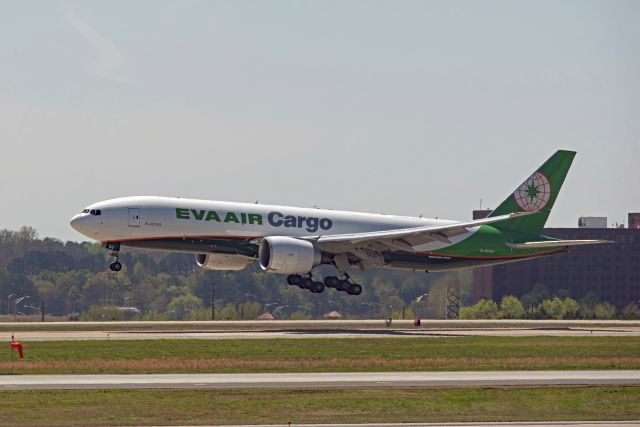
[1,0,638,242]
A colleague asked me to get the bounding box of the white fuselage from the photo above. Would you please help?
[70,196,471,254]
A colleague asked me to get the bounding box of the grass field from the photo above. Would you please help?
[0,386,638,426]
[1,336,639,374]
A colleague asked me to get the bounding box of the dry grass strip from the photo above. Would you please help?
[2,356,639,373]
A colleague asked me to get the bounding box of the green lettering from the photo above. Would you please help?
[224,212,240,223]
[205,210,221,222]
[191,209,205,220]
[248,214,262,225]
[176,208,190,219]
[241,213,247,224]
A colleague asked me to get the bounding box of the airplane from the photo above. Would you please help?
[70,150,609,296]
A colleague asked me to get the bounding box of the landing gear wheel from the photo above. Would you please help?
[324,276,340,288]
[312,281,325,293]
[347,283,362,296]
[301,278,314,290]
[338,280,351,292]
[109,261,122,272]
[287,275,301,286]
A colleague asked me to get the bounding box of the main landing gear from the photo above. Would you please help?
[286,274,325,293]
[105,242,122,272]
[286,273,362,296]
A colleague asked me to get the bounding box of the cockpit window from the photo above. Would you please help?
[82,209,90,213]
[95,210,101,216]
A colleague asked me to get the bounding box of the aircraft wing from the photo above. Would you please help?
[506,240,612,250]
[310,211,536,250]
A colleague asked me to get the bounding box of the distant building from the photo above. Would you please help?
[472,212,640,308]
[578,216,607,229]
[472,209,492,220]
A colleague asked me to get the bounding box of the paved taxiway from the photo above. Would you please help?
[2,370,639,390]
[5,327,640,341]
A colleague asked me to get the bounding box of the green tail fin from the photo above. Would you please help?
[489,150,576,234]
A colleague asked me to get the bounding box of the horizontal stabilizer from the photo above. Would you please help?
[506,240,612,250]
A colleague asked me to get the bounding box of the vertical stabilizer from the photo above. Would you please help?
[489,150,576,234]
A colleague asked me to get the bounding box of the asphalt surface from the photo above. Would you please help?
[189,423,640,427]
[2,370,639,390]
[202,423,640,427]
[4,326,640,341]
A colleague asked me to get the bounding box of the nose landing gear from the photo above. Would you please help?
[104,242,122,272]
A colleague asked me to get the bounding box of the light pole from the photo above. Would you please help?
[7,294,15,316]
[211,282,216,320]
[14,296,30,321]
[415,293,429,318]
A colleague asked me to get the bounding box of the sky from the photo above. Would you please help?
[1,0,639,242]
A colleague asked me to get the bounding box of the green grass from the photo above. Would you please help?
[0,387,638,426]
[1,336,639,374]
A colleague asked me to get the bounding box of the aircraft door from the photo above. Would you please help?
[128,208,140,227]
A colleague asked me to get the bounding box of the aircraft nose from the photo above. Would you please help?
[70,214,84,233]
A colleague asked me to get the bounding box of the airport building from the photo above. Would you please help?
[473,212,640,308]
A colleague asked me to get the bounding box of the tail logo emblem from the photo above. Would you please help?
[513,171,551,211]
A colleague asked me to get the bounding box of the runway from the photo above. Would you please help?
[5,321,640,342]
[196,423,640,427]
[2,370,639,390]
[210,423,640,427]
[5,327,640,341]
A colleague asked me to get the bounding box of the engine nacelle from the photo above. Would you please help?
[258,236,321,274]
[195,253,254,271]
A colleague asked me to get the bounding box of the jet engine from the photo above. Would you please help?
[258,236,321,274]
[195,253,254,271]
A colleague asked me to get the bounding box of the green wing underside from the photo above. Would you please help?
[429,225,565,259]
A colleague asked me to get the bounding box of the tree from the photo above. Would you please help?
[539,297,564,319]
[499,295,525,319]
[562,298,580,319]
[460,299,499,319]
[538,297,579,320]
[579,292,600,319]
[238,301,261,320]
[166,293,203,320]
[594,302,616,319]
[521,284,550,316]
[219,303,239,320]
[621,303,640,320]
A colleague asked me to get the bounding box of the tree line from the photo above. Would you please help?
[1,226,638,320]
